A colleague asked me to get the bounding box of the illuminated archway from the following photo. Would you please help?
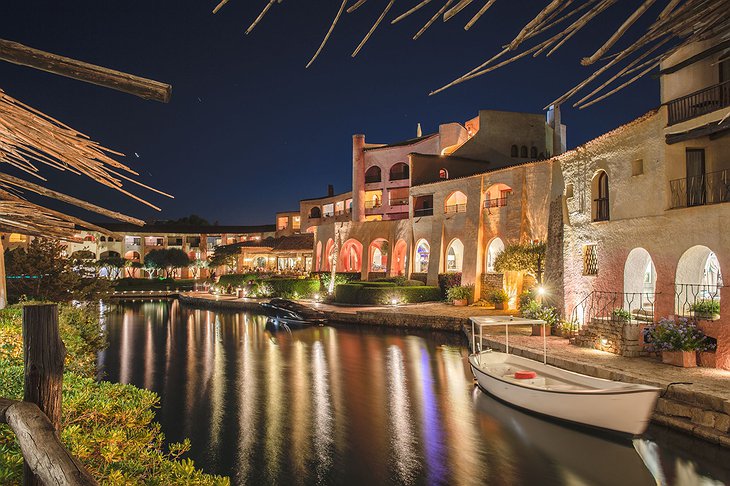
[485,237,505,273]
[315,241,322,271]
[445,191,467,213]
[484,183,512,209]
[392,239,407,276]
[675,245,722,316]
[124,250,140,261]
[369,238,389,272]
[446,239,464,272]
[414,239,430,273]
[323,239,335,271]
[623,248,656,315]
[339,239,363,272]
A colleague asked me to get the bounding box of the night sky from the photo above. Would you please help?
[2,1,660,225]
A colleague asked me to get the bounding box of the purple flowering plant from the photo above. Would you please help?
[642,317,716,353]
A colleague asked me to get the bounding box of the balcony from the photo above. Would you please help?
[667,80,730,126]
[389,198,409,207]
[669,169,729,209]
[484,197,508,209]
[364,200,382,209]
[414,207,433,217]
[445,203,467,214]
[365,175,381,184]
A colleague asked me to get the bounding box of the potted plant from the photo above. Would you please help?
[690,299,720,321]
[643,317,713,368]
[447,285,473,307]
[488,289,509,310]
[611,307,632,322]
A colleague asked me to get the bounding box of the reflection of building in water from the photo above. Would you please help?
[387,344,418,483]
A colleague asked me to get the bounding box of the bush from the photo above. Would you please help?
[0,305,227,485]
[521,300,560,330]
[355,281,397,288]
[487,289,509,305]
[334,283,362,304]
[690,299,720,315]
[611,308,632,321]
[446,285,474,302]
[518,290,535,310]
[643,317,715,352]
[217,273,259,287]
[266,278,320,299]
[438,273,461,297]
[334,283,441,305]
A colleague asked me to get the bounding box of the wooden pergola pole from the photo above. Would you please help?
[0,39,171,103]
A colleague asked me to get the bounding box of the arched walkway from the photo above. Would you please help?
[124,250,140,261]
[100,250,120,259]
[414,239,430,273]
[485,237,505,272]
[623,248,656,315]
[675,245,723,316]
[392,239,407,276]
[315,241,322,271]
[369,238,389,272]
[340,239,363,272]
[323,239,335,271]
[446,238,464,272]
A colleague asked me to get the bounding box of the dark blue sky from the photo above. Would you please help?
[2,1,659,225]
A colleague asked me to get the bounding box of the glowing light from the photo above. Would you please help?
[391,298,400,306]
[600,338,608,346]
[314,293,321,301]
[537,286,546,296]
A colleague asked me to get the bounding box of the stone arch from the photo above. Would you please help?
[623,248,656,315]
[414,239,430,273]
[445,191,467,213]
[99,250,120,259]
[485,237,505,273]
[389,163,409,181]
[309,206,322,219]
[445,238,464,272]
[368,238,389,272]
[365,165,382,183]
[675,245,723,315]
[392,239,407,276]
[484,183,513,208]
[323,238,335,271]
[340,239,363,272]
[124,250,140,261]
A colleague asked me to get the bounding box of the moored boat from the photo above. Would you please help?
[260,298,327,327]
[469,316,660,435]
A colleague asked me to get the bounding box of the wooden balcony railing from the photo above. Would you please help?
[669,169,729,209]
[445,203,467,214]
[484,196,508,209]
[413,207,433,217]
[364,200,382,209]
[667,80,730,125]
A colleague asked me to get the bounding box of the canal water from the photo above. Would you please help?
[98,301,730,485]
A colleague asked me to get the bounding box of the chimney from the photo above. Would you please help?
[327,184,334,197]
[416,123,422,137]
[550,104,563,156]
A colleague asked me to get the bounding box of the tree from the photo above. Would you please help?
[189,259,208,279]
[165,214,210,226]
[97,256,126,279]
[144,248,191,279]
[70,250,97,278]
[494,241,546,283]
[4,238,111,303]
[208,244,240,274]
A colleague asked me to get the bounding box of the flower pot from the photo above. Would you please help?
[453,299,468,307]
[531,324,551,337]
[698,351,717,368]
[661,350,697,368]
[494,302,505,310]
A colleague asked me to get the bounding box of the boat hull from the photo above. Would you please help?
[469,353,659,435]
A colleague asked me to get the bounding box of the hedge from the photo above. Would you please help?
[334,283,441,305]
[265,278,320,298]
[217,273,260,287]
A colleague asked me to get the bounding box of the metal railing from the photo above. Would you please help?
[364,200,382,209]
[484,196,508,209]
[365,175,381,184]
[669,169,729,209]
[390,171,409,181]
[675,283,722,318]
[569,291,657,333]
[667,80,730,125]
[389,198,409,206]
[445,203,467,214]
[592,197,609,221]
[414,207,433,217]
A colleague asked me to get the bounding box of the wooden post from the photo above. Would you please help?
[22,304,66,486]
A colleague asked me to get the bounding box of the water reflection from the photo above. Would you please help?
[99,302,730,486]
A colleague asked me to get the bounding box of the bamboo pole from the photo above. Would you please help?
[0,40,171,103]
[352,0,396,57]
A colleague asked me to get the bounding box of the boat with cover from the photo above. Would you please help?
[468,316,660,435]
[260,298,327,327]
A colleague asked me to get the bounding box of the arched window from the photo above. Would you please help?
[309,206,322,219]
[445,191,467,213]
[415,239,430,273]
[100,236,106,242]
[510,145,518,157]
[592,171,610,221]
[486,237,505,273]
[446,239,464,272]
[530,146,538,159]
[439,168,449,179]
[365,166,381,184]
[83,235,95,242]
[389,163,409,181]
[520,146,528,158]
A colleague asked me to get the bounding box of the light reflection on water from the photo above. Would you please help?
[99,301,730,486]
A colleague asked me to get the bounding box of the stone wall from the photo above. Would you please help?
[573,318,647,357]
[480,272,504,300]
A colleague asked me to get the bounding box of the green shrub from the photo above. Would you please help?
[487,289,509,305]
[611,308,632,321]
[355,281,397,288]
[0,305,227,485]
[357,286,441,305]
[446,284,474,302]
[438,273,461,297]
[690,299,720,315]
[266,278,320,299]
[217,273,259,287]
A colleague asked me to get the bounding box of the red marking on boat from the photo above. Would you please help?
[514,370,537,379]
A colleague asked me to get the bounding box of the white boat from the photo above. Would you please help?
[468,316,660,436]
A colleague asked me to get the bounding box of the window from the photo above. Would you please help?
[108,237,115,242]
[510,145,518,157]
[292,216,301,230]
[592,171,610,222]
[583,244,598,275]
[388,187,409,206]
[445,191,467,213]
[277,216,289,230]
[365,166,381,184]
[446,239,464,272]
[100,236,106,242]
[346,199,353,213]
[520,146,528,158]
[365,190,382,209]
[389,163,409,181]
[322,203,334,217]
[335,200,345,215]
[632,159,644,176]
[486,237,505,272]
[415,239,430,273]
[439,168,449,179]
[565,183,574,199]
[309,206,322,218]
[414,195,433,216]
[530,147,538,159]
